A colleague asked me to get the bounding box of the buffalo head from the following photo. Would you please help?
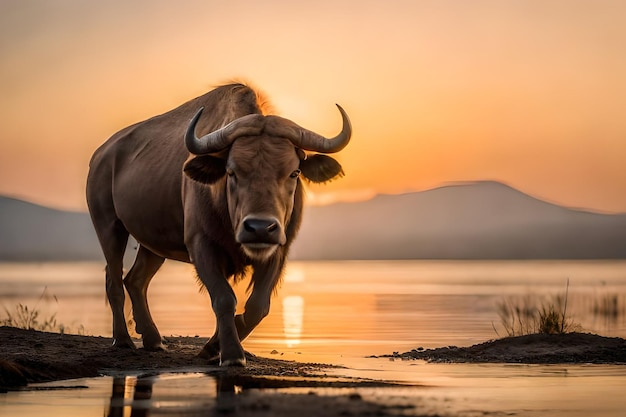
[183,106,351,259]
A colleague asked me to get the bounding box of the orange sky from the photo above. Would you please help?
[1,0,625,213]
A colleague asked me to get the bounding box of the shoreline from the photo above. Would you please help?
[3,327,626,416]
[2,327,625,390]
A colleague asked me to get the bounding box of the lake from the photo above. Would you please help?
[1,260,626,416]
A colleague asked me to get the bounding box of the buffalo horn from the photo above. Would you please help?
[266,104,352,154]
[185,104,351,155]
[185,107,265,155]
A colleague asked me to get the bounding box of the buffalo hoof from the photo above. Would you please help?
[220,345,247,367]
[220,357,246,367]
[142,341,166,351]
[142,335,166,351]
[112,337,137,349]
[198,342,220,360]
[197,351,221,366]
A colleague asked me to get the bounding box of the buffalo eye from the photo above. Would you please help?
[226,168,236,179]
[290,169,301,179]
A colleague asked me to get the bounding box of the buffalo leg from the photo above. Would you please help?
[192,246,245,366]
[97,219,134,348]
[200,258,283,356]
[87,169,135,349]
[198,329,220,361]
[199,315,246,361]
[124,246,166,350]
[238,259,284,341]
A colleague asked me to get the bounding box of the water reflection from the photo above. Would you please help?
[106,373,220,417]
[108,375,154,417]
[105,372,278,416]
[7,364,623,417]
[282,295,303,347]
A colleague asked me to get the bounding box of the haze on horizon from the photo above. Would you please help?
[1,0,625,213]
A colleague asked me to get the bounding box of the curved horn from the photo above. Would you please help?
[185,108,265,155]
[267,104,352,154]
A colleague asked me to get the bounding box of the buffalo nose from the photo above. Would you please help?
[244,218,278,234]
[239,217,282,244]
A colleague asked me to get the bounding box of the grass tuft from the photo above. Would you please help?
[495,279,580,337]
[0,287,85,335]
[1,303,59,332]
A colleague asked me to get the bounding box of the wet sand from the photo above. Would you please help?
[1,326,625,416]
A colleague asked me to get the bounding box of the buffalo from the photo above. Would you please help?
[86,83,351,366]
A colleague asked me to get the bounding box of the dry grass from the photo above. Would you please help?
[494,279,581,337]
[0,287,85,335]
[1,303,59,332]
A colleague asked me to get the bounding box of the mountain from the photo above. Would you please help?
[0,197,102,261]
[1,181,625,261]
[290,181,626,259]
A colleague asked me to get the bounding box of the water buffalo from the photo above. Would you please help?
[86,83,351,366]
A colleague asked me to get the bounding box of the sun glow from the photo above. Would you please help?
[1,1,626,213]
[305,188,377,206]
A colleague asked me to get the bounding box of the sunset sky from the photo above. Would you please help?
[1,0,625,213]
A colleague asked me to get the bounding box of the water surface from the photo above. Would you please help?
[1,260,625,416]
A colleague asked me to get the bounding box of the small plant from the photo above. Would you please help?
[495,294,538,336]
[1,303,59,332]
[0,287,85,335]
[494,279,580,337]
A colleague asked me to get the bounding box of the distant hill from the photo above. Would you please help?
[290,181,626,259]
[0,197,102,261]
[1,181,625,261]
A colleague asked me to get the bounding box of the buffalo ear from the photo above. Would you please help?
[300,154,345,183]
[183,155,226,184]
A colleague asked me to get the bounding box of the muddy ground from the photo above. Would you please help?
[375,332,626,364]
[1,327,625,416]
[0,326,344,387]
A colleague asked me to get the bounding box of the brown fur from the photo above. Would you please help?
[87,83,348,365]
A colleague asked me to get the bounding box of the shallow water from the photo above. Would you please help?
[2,363,625,416]
[1,260,626,415]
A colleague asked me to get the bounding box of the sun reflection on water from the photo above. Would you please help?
[282,295,304,347]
